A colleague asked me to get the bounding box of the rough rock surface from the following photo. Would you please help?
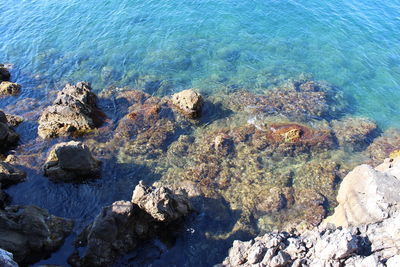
[331,117,377,151]
[0,161,26,188]
[0,205,73,265]
[43,141,100,182]
[0,248,18,267]
[5,113,24,127]
[171,89,203,118]
[69,181,191,267]
[218,157,400,267]
[0,81,21,96]
[38,82,103,138]
[0,110,19,151]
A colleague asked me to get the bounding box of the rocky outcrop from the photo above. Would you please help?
[0,161,26,188]
[69,181,191,267]
[218,157,400,267]
[0,248,18,267]
[171,89,203,118]
[0,205,73,265]
[43,141,100,182]
[38,82,104,138]
[0,110,19,151]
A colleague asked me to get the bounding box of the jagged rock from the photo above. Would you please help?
[69,182,191,267]
[0,248,18,267]
[5,114,23,127]
[38,82,104,139]
[0,161,26,188]
[324,158,400,227]
[43,141,100,182]
[171,89,203,118]
[0,205,73,265]
[0,64,11,82]
[331,117,377,151]
[132,181,191,222]
[0,82,21,96]
[0,111,19,151]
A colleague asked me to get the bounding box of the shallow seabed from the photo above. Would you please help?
[1,0,400,266]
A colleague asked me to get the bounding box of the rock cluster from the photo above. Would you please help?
[43,141,100,182]
[218,157,400,267]
[0,64,21,96]
[38,82,103,138]
[69,181,191,267]
[0,205,74,265]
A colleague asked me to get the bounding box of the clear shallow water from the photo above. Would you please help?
[1,0,400,128]
[1,0,400,266]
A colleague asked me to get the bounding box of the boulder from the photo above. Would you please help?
[171,89,203,118]
[0,81,21,96]
[69,181,191,267]
[0,248,18,267]
[0,111,19,151]
[324,157,400,227]
[0,161,26,188]
[0,65,11,82]
[0,205,73,265]
[38,82,104,138]
[43,141,100,182]
[132,181,191,222]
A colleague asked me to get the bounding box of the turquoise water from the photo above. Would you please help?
[1,1,400,266]
[1,0,400,128]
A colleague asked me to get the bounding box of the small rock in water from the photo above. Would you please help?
[43,141,101,182]
[171,89,203,118]
[0,81,21,96]
[0,64,11,82]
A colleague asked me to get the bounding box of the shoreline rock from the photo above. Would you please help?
[0,110,19,151]
[38,82,104,138]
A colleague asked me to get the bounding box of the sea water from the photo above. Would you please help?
[1,0,400,266]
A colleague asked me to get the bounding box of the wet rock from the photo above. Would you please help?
[367,128,400,165]
[5,114,24,127]
[0,111,19,151]
[131,181,191,223]
[0,161,26,188]
[0,248,18,267]
[70,181,191,267]
[171,89,203,118]
[43,141,100,182]
[0,81,21,96]
[38,82,104,138]
[0,205,73,265]
[0,64,11,82]
[331,117,377,151]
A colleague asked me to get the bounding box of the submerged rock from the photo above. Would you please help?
[69,181,191,267]
[0,205,73,265]
[0,81,21,96]
[38,82,104,138]
[43,141,100,182]
[171,89,203,118]
[0,248,18,267]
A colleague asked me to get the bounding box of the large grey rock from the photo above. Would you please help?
[69,181,191,267]
[0,205,73,265]
[38,82,103,138]
[43,141,100,182]
[0,248,18,267]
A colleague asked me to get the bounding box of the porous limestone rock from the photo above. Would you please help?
[171,89,203,118]
[0,205,73,265]
[38,82,103,138]
[69,181,191,267]
[43,141,100,182]
[0,81,21,96]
